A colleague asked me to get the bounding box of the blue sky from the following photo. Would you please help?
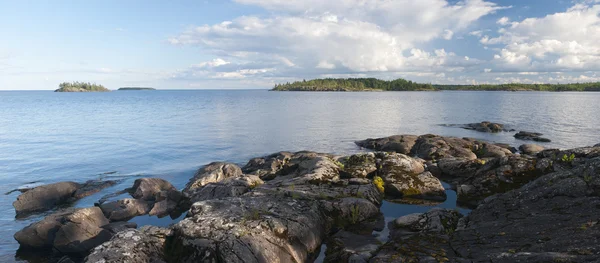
[1,0,600,90]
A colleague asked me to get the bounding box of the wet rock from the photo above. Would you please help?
[130,178,180,202]
[99,198,152,221]
[101,221,137,234]
[355,135,418,154]
[456,155,554,206]
[391,208,462,237]
[15,207,112,254]
[412,134,478,160]
[379,153,446,201]
[324,231,381,263]
[451,157,600,262]
[184,175,264,203]
[72,180,118,199]
[12,182,79,217]
[320,197,381,229]
[13,180,118,218]
[461,121,507,133]
[514,131,551,142]
[370,208,463,263]
[339,153,377,178]
[169,192,326,263]
[519,144,545,155]
[242,151,293,180]
[437,158,486,179]
[85,226,172,263]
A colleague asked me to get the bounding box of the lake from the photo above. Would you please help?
[1,90,599,262]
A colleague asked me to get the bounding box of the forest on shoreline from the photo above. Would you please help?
[272,78,600,92]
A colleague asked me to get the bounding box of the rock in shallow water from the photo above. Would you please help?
[14,207,115,254]
[378,153,446,201]
[13,180,117,218]
[355,135,418,154]
[519,143,545,155]
[514,131,551,142]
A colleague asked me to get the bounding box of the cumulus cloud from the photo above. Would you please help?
[169,0,506,78]
[483,3,600,72]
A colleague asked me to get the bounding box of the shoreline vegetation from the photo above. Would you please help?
[54,82,110,92]
[272,78,600,92]
[118,87,156,91]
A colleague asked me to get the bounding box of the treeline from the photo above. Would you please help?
[273,78,600,92]
[272,78,435,91]
[55,82,110,92]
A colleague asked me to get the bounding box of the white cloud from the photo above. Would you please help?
[483,4,600,72]
[496,16,510,25]
[170,0,506,77]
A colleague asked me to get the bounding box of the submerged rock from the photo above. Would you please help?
[514,131,551,142]
[355,135,418,154]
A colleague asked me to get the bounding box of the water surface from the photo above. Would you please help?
[1,90,599,262]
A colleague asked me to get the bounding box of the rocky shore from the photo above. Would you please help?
[11,134,600,262]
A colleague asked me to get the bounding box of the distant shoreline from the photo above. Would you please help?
[118,87,156,91]
[272,78,600,92]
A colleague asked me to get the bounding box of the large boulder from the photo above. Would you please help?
[339,153,377,178]
[472,142,513,158]
[370,208,463,262]
[461,121,508,133]
[85,226,171,263]
[14,207,114,254]
[130,178,180,202]
[514,131,551,142]
[324,231,382,263]
[411,135,478,160]
[242,152,293,180]
[99,198,152,221]
[13,180,118,217]
[13,182,79,217]
[355,135,418,154]
[183,162,242,195]
[456,155,554,206]
[184,175,264,203]
[451,157,600,262]
[379,153,446,201]
[169,192,326,263]
[519,144,545,155]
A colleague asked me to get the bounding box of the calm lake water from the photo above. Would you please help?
[1,90,599,262]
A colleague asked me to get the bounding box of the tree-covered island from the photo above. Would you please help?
[272,78,600,92]
[54,82,111,92]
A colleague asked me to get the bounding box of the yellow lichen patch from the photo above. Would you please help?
[373,176,385,194]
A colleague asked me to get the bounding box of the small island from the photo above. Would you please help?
[54,82,110,92]
[273,78,600,92]
[118,87,156,91]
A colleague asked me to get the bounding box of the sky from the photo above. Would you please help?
[1,0,600,90]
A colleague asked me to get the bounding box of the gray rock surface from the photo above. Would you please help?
[378,153,446,201]
[85,226,172,263]
[461,121,508,133]
[184,162,243,193]
[99,198,152,221]
[519,144,545,155]
[355,135,418,154]
[14,207,114,254]
[339,153,378,178]
[514,131,551,142]
[184,175,264,203]
[412,135,478,160]
[12,182,79,217]
[242,151,293,180]
[13,180,117,217]
[325,231,381,263]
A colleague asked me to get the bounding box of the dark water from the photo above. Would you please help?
[1,90,599,262]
